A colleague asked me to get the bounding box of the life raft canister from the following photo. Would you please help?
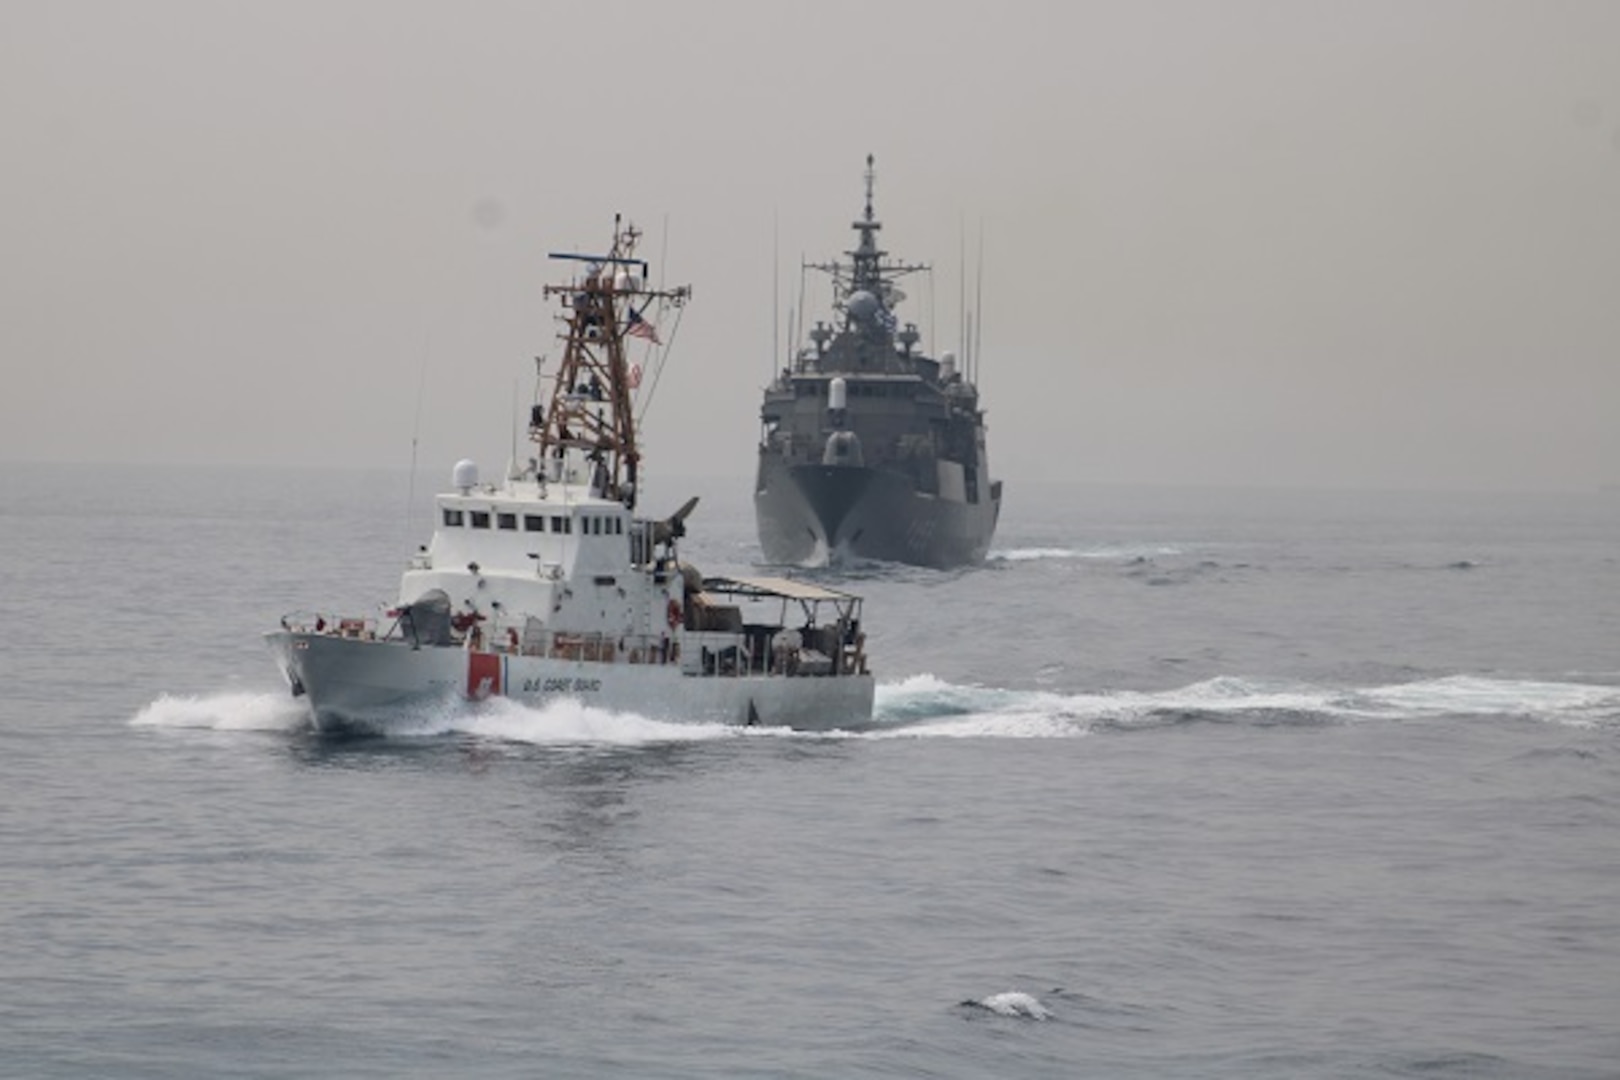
[667,598,682,629]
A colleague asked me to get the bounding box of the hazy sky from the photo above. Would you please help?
[4,0,1618,491]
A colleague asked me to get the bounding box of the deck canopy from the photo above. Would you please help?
[700,575,860,603]
[694,575,865,654]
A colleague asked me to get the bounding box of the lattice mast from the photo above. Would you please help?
[534,217,689,510]
[804,154,928,316]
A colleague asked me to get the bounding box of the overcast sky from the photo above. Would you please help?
[4,0,1618,491]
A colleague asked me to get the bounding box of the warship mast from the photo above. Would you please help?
[804,155,928,332]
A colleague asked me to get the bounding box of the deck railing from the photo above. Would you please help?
[283,614,867,677]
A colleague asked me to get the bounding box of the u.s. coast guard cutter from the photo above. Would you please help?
[267,220,874,733]
[754,156,1002,568]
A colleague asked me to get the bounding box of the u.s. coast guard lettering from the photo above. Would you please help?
[522,676,603,694]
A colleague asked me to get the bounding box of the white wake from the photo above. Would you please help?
[130,688,767,745]
[131,673,1619,743]
[988,543,1184,563]
[872,672,1620,736]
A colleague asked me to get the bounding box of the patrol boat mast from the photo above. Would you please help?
[535,218,686,510]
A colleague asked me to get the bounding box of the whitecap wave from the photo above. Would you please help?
[131,691,311,732]
[963,990,1052,1019]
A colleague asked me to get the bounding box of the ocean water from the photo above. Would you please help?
[3,462,1618,1078]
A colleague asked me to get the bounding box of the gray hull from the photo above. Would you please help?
[755,458,1002,569]
[266,631,875,735]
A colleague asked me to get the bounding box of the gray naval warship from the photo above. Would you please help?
[754,157,1002,569]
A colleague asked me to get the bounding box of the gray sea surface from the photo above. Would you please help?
[2,462,1618,1078]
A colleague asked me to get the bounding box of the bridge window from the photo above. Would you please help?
[497,512,517,530]
[442,509,464,527]
[524,515,545,532]
[470,511,490,529]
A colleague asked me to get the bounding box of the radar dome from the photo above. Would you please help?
[452,459,479,493]
[846,290,880,322]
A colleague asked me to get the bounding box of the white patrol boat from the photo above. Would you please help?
[266,219,875,734]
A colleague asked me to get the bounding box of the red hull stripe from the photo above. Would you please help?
[467,653,502,700]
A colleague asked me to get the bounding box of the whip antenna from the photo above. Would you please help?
[403,338,429,555]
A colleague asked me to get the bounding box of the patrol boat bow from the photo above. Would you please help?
[267,220,875,733]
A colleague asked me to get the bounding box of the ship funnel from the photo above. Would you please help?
[452,459,479,493]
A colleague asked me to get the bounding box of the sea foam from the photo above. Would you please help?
[869,672,1620,737]
[988,543,1185,563]
[131,691,311,732]
[963,990,1053,1019]
[131,673,1619,744]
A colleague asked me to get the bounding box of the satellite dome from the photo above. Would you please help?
[846,290,880,322]
[452,459,479,493]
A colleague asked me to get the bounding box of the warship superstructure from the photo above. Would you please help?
[754,157,1001,568]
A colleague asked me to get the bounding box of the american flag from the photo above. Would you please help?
[625,307,660,344]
